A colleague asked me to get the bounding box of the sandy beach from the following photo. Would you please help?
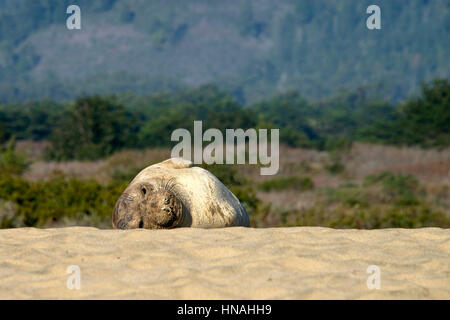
[0,227,448,299]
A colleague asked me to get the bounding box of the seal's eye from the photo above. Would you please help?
[141,187,147,195]
[164,198,170,205]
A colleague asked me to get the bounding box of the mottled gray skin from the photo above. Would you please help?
[113,181,184,230]
[113,158,250,229]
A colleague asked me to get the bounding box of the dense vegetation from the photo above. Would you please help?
[0,0,448,103]
[0,79,448,229]
[1,143,448,229]
[0,79,448,161]
[47,96,139,160]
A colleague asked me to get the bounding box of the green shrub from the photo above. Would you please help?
[326,186,370,208]
[279,204,450,229]
[325,137,353,155]
[0,175,127,228]
[0,123,11,144]
[399,79,450,148]
[364,171,423,205]
[47,96,138,160]
[109,167,141,183]
[325,161,345,175]
[0,200,20,228]
[258,176,314,192]
[0,138,30,175]
[229,185,265,226]
[323,137,351,175]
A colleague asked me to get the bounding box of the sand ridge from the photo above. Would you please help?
[0,227,449,299]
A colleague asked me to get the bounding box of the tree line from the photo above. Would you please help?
[0,79,448,161]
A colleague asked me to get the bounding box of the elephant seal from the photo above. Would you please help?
[112,158,250,229]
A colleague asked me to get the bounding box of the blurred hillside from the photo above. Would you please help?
[0,0,449,103]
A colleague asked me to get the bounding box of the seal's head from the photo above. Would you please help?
[113,180,183,230]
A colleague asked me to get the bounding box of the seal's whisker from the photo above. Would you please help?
[165,178,179,195]
[120,192,135,202]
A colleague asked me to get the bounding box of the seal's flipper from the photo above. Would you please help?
[157,158,194,169]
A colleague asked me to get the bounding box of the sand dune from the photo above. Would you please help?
[0,227,448,299]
